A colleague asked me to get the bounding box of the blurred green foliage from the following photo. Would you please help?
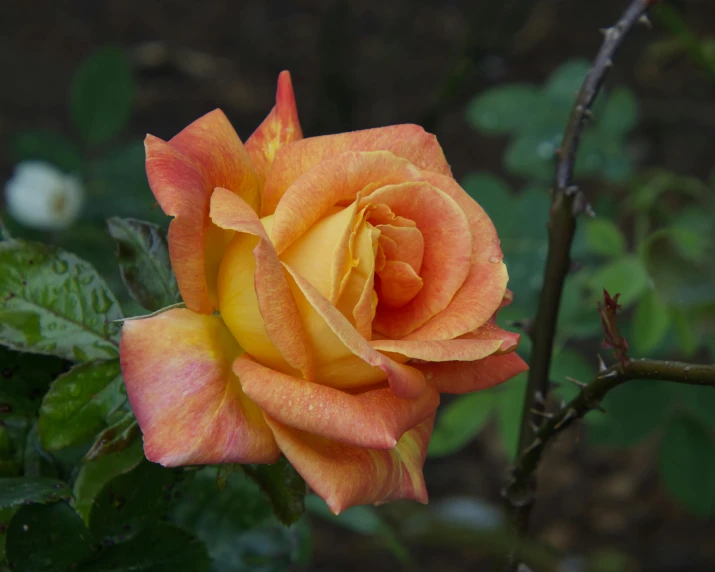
[429,59,715,521]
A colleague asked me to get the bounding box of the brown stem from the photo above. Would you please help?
[504,1,658,570]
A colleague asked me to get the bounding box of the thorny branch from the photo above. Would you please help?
[503,1,660,570]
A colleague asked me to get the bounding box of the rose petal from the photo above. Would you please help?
[416,352,528,394]
[211,187,314,380]
[266,414,434,514]
[405,172,508,341]
[461,321,521,353]
[235,354,439,449]
[245,71,303,189]
[376,260,424,309]
[270,151,421,253]
[262,125,451,217]
[145,110,259,313]
[370,338,502,362]
[377,224,424,273]
[365,182,472,338]
[120,308,279,466]
[283,263,426,399]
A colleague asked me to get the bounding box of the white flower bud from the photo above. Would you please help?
[4,161,84,231]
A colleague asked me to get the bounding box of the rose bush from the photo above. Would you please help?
[120,71,527,514]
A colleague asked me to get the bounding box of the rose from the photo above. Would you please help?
[120,71,527,514]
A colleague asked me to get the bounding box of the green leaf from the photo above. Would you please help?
[585,218,627,257]
[78,523,211,571]
[84,410,140,462]
[0,239,122,361]
[641,226,715,307]
[73,441,144,525]
[428,392,494,458]
[461,172,513,230]
[70,46,134,145]
[306,496,409,563]
[0,345,68,417]
[107,218,180,311]
[172,468,311,572]
[600,87,639,135]
[588,380,672,447]
[6,502,92,571]
[632,289,670,353]
[89,460,182,541]
[23,422,59,478]
[38,360,125,452]
[587,254,649,306]
[0,506,17,561]
[504,131,559,182]
[466,84,543,134]
[495,373,527,461]
[0,477,72,509]
[544,59,590,103]
[658,416,715,517]
[10,130,84,174]
[242,457,306,526]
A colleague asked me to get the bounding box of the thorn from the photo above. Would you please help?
[597,354,608,373]
[522,439,543,455]
[530,421,541,434]
[571,191,596,217]
[604,58,614,68]
[560,398,567,408]
[565,376,587,388]
[638,14,652,28]
[583,108,594,120]
[530,408,553,419]
[601,369,618,379]
[594,404,608,414]
[565,185,580,197]
[554,408,578,430]
[550,380,562,389]
[533,390,545,405]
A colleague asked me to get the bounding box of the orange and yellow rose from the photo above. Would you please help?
[120,71,527,514]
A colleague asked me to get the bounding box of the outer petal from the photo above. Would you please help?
[461,321,521,353]
[370,338,502,362]
[366,182,472,338]
[211,187,314,380]
[145,110,259,313]
[262,125,451,216]
[405,171,508,341]
[120,309,279,466]
[266,414,434,514]
[235,354,439,449]
[416,352,528,394]
[245,71,303,189]
[270,151,421,253]
[283,263,426,399]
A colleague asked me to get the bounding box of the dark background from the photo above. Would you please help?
[2,1,715,570]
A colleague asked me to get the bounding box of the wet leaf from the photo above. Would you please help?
[6,502,92,571]
[73,441,145,525]
[0,239,122,361]
[172,467,311,572]
[79,523,211,571]
[0,476,72,509]
[107,217,180,311]
[38,360,125,452]
[241,457,306,526]
[84,410,140,462]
